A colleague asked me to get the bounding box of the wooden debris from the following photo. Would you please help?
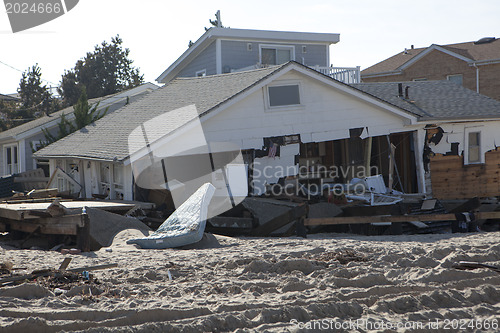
[452,261,500,273]
[305,211,500,226]
[0,260,117,287]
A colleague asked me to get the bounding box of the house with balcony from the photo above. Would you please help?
[361,37,500,101]
[156,27,360,84]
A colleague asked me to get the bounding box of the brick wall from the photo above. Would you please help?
[362,49,500,101]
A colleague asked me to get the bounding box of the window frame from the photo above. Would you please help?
[447,74,463,86]
[259,44,295,65]
[195,69,207,77]
[3,143,19,175]
[464,128,484,165]
[264,80,304,111]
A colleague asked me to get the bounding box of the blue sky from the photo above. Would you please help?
[1,0,499,94]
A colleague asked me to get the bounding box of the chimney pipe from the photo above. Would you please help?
[398,83,403,97]
[405,86,410,99]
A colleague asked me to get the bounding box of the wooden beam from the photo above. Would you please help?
[304,211,500,226]
[6,214,83,235]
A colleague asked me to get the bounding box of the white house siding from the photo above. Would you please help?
[201,71,411,147]
[177,41,217,77]
[220,40,328,73]
[424,121,500,159]
[194,70,413,194]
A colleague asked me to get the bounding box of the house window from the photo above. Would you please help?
[260,45,294,65]
[32,142,49,176]
[413,78,427,81]
[4,144,18,175]
[467,132,481,163]
[447,74,463,86]
[195,69,206,77]
[268,84,301,107]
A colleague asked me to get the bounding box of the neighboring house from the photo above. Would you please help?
[0,93,20,102]
[361,37,500,101]
[0,83,158,177]
[156,27,360,84]
[34,62,500,204]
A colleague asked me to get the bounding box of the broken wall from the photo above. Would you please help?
[426,121,500,199]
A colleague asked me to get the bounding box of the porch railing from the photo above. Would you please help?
[312,66,361,84]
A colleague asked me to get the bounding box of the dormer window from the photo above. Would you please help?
[260,45,294,65]
[265,81,303,111]
[196,69,206,77]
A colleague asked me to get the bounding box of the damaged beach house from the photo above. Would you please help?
[4,27,500,244]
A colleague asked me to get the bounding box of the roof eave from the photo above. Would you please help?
[417,115,500,122]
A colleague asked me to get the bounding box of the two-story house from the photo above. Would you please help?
[156,27,360,84]
[361,37,500,101]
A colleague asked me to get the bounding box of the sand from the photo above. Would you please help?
[0,230,499,332]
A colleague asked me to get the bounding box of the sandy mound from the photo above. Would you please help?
[0,232,499,332]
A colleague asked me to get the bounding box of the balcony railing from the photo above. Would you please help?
[231,64,361,84]
[312,66,361,84]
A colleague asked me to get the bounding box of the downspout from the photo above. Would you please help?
[472,63,479,93]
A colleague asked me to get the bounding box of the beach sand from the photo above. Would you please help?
[1,230,499,332]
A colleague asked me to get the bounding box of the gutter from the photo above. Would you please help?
[472,63,480,93]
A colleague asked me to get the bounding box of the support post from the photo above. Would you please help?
[76,207,90,252]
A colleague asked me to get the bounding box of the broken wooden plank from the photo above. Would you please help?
[58,258,72,271]
[0,201,137,220]
[5,214,84,235]
[305,211,500,226]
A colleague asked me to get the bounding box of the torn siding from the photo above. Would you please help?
[426,120,500,199]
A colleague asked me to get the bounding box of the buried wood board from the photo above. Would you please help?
[0,201,137,220]
[305,211,500,226]
[2,214,83,235]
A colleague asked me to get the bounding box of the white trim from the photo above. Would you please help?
[326,45,330,66]
[195,69,207,77]
[399,44,473,71]
[216,39,222,74]
[3,143,19,176]
[18,139,26,172]
[264,80,304,111]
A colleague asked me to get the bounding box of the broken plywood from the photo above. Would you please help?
[430,149,500,199]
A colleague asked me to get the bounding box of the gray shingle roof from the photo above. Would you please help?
[0,97,102,142]
[34,65,283,161]
[0,83,157,142]
[351,80,500,121]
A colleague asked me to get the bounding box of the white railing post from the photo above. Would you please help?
[310,65,361,84]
